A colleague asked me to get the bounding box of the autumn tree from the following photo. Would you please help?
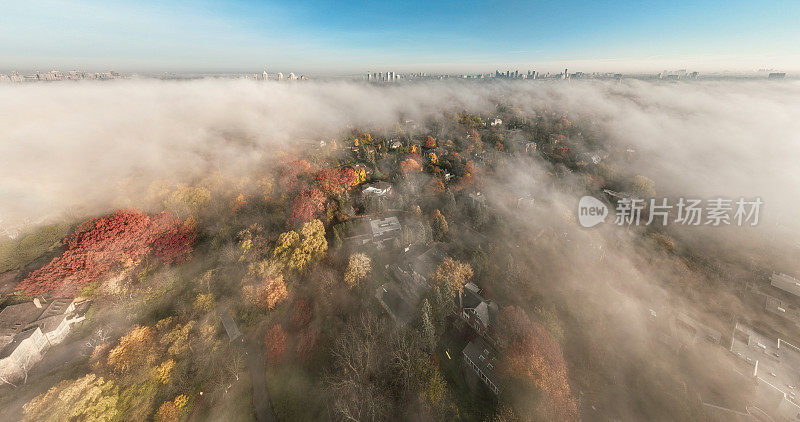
[265,324,288,364]
[498,306,578,421]
[288,188,326,225]
[400,157,422,173]
[315,167,359,195]
[344,253,371,288]
[425,178,446,196]
[23,374,120,422]
[273,219,328,272]
[431,210,449,241]
[290,299,313,329]
[421,299,436,353]
[149,213,197,264]
[107,325,157,373]
[340,167,359,187]
[162,185,211,217]
[632,175,656,199]
[193,293,215,312]
[279,159,313,192]
[18,210,196,295]
[155,394,189,422]
[433,258,473,295]
[245,259,288,309]
[423,136,437,149]
[296,326,319,359]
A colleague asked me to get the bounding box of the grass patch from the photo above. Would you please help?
[0,223,72,273]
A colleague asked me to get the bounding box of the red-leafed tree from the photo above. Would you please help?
[295,326,318,359]
[265,324,288,364]
[423,136,437,149]
[288,189,326,226]
[315,168,344,194]
[17,209,196,295]
[279,159,313,192]
[339,167,358,187]
[498,306,578,421]
[290,299,312,329]
[150,212,197,264]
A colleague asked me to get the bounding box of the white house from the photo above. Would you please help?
[0,297,89,383]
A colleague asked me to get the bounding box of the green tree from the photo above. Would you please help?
[421,299,436,353]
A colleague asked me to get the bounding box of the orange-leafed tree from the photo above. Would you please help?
[400,157,422,173]
[315,168,344,195]
[260,276,288,310]
[106,325,157,373]
[498,306,578,421]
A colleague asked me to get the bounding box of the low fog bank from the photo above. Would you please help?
[2,76,800,420]
[2,78,799,243]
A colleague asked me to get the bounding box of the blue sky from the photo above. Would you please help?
[1,0,799,74]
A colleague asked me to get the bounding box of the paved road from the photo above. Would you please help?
[243,337,276,422]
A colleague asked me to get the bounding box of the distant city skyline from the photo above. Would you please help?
[2,0,799,74]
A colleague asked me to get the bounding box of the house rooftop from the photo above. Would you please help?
[370,216,401,237]
[463,336,502,393]
[771,272,800,298]
[0,327,38,359]
[219,311,242,342]
[0,302,43,338]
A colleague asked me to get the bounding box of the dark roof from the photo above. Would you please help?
[220,312,242,342]
[39,298,73,320]
[378,265,431,325]
[462,337,502,391]
[0,302,42,337]
[460,286,499,328]
[0,297,79,339]
[402,243,446,281]
[376,284,415,324]
[461,287,483,309]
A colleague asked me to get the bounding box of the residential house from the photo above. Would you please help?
[730,322,800,420]
[361,181,392,198]
[0,297,89,382]
[345,215,403,249]
[375,243,447,325]
[458,283,499,340]
[747,272,800,327]
[463,336,502,394]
